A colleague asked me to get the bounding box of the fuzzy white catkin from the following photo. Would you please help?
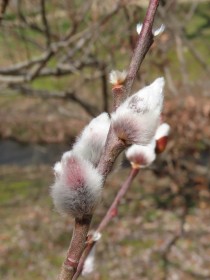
[109,70,127,85]
[112,77,164,145]
[155,122,170,140]
[51,152,103,218]
[72,113,110,166]
[126,141,156,168]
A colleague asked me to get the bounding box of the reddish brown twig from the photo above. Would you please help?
[72,167,140,279]
[97,167,139,232]
[58,215,92,280]
[125,0,160,97]
[112,84,126,111]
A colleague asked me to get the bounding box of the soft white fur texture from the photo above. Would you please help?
[73,113,110,166]
[51,152,103,218]
[82,245,96,276]
[109,70,127,85]
[155,122,170,140]
[112,77,164,145]
[126,141,156,167]
[136,23,165,36]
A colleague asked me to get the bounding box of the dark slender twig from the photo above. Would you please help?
[40,0,51,47]
[101,66,109,112]
[0,3,123,86]
[10,85,99,117]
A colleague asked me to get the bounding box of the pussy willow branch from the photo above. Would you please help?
[59,1,159,279]
[125,0,160,97]
[72,167,140,280]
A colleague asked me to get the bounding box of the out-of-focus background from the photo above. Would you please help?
[0,1,210,279]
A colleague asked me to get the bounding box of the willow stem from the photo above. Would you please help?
[58,215,92,280]
[72,167,140,279]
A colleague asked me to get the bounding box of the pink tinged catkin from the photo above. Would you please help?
[112,77,165,145]
[72,113,110,166]
[126,141,156,168]
[51,152,103,219]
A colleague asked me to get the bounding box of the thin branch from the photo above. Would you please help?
[124,0,160,97]
[72,167,140,279]
[59,215,92,280]
[16,0,50,38]
[40,0,51,47]
[158,4,210,73]
[97,1,160,180]
[10,85,100,117]
[100,66,109,112]
[0,3,122,85]
[28,50,54,81]
[0,57,101,84]
[0,52,52,75]
[98,167,139,232]
[97,125,126,178]
[112,84,126,111]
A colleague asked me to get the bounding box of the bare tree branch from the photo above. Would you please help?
[10,85,100,117]
[100,65,109,112]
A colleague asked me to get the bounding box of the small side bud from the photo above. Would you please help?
[51,152,103,219]
[109,70,127,87]
[126,141,156,169]
[82,245,96,276]
[73,113,110,166]
[153,24,165,36]
[136,23,143,34]
[155,123,170,153]
[112,77,165,145]
[136,22,165,37]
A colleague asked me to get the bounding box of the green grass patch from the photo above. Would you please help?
[0,174,48,206]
